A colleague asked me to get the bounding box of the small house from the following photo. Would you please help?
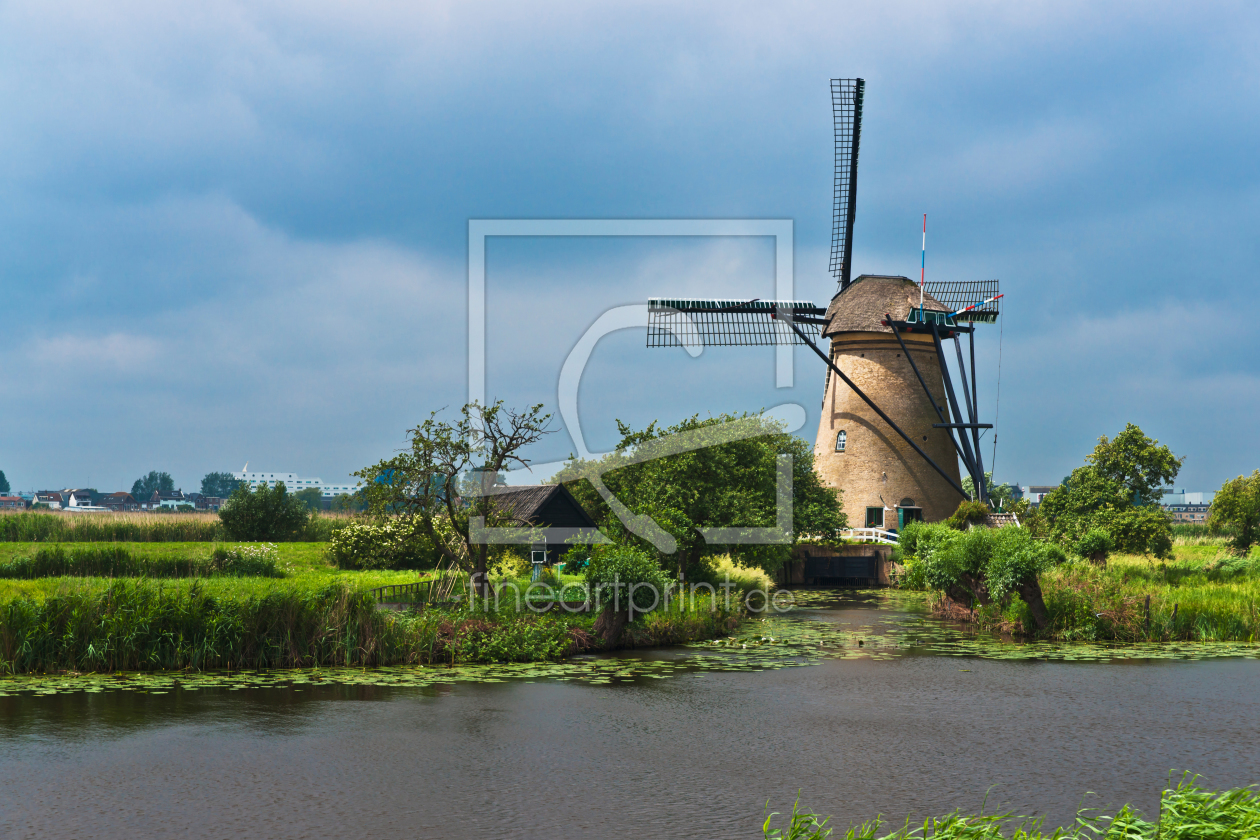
[483,484,599,565]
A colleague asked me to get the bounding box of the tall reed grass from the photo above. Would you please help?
[0,545,282,579]
[0,579,741,673]
[0,511,345,543]
[763,774,1259,839]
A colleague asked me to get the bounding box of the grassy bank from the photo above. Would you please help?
[0,577,740,674]
[940,539,1260,642]
[0,511,346,543]
[764,774,1258,839]
[0,544,284,579]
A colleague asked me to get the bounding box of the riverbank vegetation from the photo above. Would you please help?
[763,774,1259,839]
[0,574,741,674]
[0,510,345,542]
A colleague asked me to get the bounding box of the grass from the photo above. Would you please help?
[0,511,349,542]
[0,538,743,673]
[0,576,740,674]
[945,539,1260,642]
[0,544,285,579]
[764,774,1259,839]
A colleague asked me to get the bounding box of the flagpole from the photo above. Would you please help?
[920,213,926,320]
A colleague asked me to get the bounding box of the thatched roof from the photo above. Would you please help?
[823,275,950,337]
[484,484,596,528]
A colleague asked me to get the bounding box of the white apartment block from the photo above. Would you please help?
[234,468,356,498]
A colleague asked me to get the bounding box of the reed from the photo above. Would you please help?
[0,579,741,674]
[763,774,1259,839]
[0,511,346,543]
[0,545,282,579]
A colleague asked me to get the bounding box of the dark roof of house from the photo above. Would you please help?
[484,484,597,529]
[103,491,135,499]
[823,274,950,337]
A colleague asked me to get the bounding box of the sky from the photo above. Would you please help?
[1,0,1258,495]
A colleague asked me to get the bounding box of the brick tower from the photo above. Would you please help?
[813,275,963,528]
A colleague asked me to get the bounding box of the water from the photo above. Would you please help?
[2,591,1258,839]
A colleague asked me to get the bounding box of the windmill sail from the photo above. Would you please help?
[829,78,865,292]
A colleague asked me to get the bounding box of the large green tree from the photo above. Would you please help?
[200,472,241,497]
[1039,423,1181,557]
[131,470,174,501]
[961,472,1016,511]
[552,413,846,578]
[0,470,9,495]
[356,401,553,596]
[1208,470,1260,554]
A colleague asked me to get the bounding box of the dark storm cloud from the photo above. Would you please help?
[1,0,1257,492]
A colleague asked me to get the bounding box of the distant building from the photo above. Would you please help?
[1021,485,1059,508]
[233,468,356,498]
[100,492,139,512]
[1166,504,1210,524]
[34,491,65,510]
[64,489,110,512]
[1161,489,1214,524]
[194,495,228,511]
[0,496,26,511]
[148,490,190,510]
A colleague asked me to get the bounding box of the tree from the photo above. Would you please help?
[1208,470,1260,555]
[356,401,553,597]
[1038,424,1180,557]
[0,470,9,495]
[200,472,241,498]
[131,471,174,501]
[219,481,311,541]
[294,487,324,512]
[552,413,846,579]
[961,472,1015,511]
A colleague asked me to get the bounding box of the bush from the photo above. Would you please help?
[327,518,437,570]
[945,500,990,530]
[584,544,670,617]
[489,551,530,580]
[219,482,310,542]
[1074,528,1115,564]
[702,553,775,595]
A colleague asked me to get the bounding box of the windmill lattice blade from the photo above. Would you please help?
[646,299,824,348]
[830,78,864,290]
[923,280,1002,323]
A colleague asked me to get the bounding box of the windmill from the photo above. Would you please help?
[647,79,1002,528]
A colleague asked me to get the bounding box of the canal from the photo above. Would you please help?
[2,591,1257,839]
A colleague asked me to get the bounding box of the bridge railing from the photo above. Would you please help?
[838,527,899,545]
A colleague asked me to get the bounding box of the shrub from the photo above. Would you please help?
[585,544,669,617]
[703,553,775,595]
[945,500,990,530]
[327,518,437,570]
[1074,528,1115,564]
[219,482,310,542]
[489,551,530,580]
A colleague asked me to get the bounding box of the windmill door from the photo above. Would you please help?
[897,507,924,529]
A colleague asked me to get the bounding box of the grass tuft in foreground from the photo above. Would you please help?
[764,774,1260,839]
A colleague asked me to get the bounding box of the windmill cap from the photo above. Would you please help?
[823,275,949,337]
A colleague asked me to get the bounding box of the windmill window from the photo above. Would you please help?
[865,507,884,528]
[835,430,847,452]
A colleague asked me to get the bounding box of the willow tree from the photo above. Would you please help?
[355,401,552,596]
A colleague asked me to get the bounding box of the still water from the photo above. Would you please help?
[2,592,1258,839]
